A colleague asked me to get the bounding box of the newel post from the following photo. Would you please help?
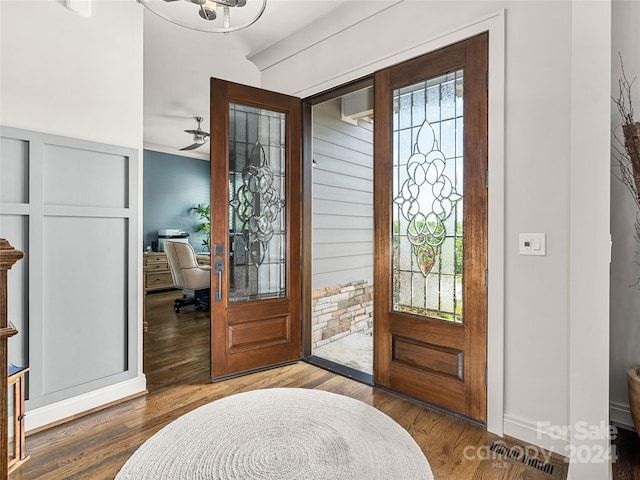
[0,239,23,477]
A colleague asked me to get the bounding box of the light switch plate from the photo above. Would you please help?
[519,233,546,256]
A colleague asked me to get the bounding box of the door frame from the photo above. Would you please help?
[298,12,505,436]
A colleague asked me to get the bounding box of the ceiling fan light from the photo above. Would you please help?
[199,0,217,20]
[198,7,216,20]
[138,0,266,33]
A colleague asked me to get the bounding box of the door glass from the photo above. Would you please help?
[228,102,286,302]
[392,70,464,323]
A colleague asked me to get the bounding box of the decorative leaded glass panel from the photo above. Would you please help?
[228,102,286,302]
[392,70,464,323]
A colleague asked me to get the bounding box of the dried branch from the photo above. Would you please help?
[612,53,640,246]
[613,53,636,126]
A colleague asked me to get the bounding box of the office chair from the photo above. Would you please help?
[164,241,211,312]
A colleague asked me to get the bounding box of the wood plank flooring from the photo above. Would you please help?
[612,426,640,480]
[13,290,632,480]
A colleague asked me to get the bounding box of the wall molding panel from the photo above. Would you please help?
[0,125,144,425]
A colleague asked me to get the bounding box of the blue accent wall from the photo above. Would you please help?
[143,149,210,251]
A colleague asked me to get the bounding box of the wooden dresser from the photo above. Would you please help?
[144,252,174,293]
[143,251,211,293]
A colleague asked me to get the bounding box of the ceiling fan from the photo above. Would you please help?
[180,117,210,151]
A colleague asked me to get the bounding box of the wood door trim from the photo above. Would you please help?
[461,33,488,421]
[210,77,229,378]
[373,66,392,387]
[301,100,313,358]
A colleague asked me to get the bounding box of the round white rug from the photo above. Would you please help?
[116,388,433,480]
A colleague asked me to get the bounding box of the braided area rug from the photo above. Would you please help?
[116,388,433,480]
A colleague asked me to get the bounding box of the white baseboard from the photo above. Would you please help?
[609,401,635,430]
[25,374,147,432]
[504,413,569,456]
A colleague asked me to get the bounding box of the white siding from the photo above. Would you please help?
[312,99,373,290]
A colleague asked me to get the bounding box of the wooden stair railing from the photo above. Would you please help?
[0,239,23,478]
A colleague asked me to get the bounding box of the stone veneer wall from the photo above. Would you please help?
[312,280,373,349]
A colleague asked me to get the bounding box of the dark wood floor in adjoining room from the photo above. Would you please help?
[613,426,640,480]
[11,290,635,479]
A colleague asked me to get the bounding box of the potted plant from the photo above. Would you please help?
[612,57,640,436]
[189,203,211,251]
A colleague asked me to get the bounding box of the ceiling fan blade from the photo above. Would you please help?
[180,137,209,151]
[184,129,210,137]
[180,142,204,151]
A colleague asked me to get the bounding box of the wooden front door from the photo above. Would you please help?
[210,79,302,380]
[373,34,488,421]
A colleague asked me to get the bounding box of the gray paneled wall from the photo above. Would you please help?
[0,134,29,367]
[312,99,373,289]
[143,149,210,251]
[0,126,139,410]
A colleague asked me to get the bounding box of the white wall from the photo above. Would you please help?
[610,0,640,428]
[501,2,571,446]
[0,0,145,429]
[568,4,611,479]
[0,1,143,149]
[254,1,611,478]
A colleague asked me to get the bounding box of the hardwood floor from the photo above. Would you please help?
[14,289,626,480]
[612,426,640,480]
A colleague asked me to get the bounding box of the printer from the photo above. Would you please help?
[157,229,190,252]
